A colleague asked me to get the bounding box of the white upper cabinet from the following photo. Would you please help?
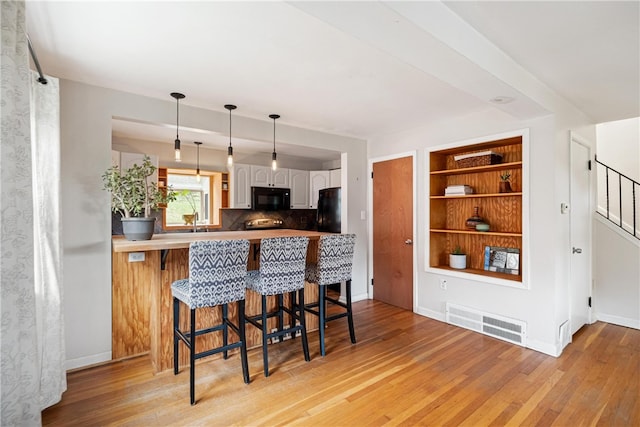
[271,168,290,188]
[330,168,341,187]
[289,169,310,209]
[229,163,251,208]
[309,170,330,209]
[250,165,289,188]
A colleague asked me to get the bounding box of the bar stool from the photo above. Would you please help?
[171,239,250,405]
[245,236,310,377]
[305,233,357,356]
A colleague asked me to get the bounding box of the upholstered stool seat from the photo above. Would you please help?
[245,236,310,377]
[304,233,356,356]
[171,239,250,405]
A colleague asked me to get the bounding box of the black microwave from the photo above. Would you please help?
[251,187,290,211]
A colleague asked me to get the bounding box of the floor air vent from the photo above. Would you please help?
[446,303,526,346]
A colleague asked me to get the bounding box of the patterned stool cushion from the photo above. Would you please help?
[305,234,356,286]
[245,236,309,295]
[171,239,250,308]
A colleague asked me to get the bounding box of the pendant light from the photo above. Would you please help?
[194,141,202,182]
[269,114,280,171]
[171,92,185,162]
[224,104,237,167]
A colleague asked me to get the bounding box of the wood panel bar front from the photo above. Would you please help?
[112,230,326,373]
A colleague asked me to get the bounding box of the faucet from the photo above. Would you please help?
[193,212,198,233]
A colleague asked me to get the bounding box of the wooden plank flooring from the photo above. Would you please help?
[43,299,639,426]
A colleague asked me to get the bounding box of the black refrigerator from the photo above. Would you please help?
[317,187,341,233]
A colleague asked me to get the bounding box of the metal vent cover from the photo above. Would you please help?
[446,303,527,347]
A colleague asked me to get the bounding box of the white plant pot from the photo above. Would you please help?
[449,254,467,270]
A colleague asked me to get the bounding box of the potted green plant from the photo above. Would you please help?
[178,190,198,225]
[499,170,513,193]
[102,155,177,240]
[449,245,467,269]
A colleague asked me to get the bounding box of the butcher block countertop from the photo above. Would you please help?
[112,229,329,252]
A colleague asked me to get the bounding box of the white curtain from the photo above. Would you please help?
[31,71,66,409]
[1,1,66,424]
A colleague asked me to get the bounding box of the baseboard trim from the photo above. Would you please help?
[65,351,112,371]
[415,306,446,322]
[595,312,640,330]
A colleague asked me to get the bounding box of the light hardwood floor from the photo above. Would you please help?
[43,299,639,426]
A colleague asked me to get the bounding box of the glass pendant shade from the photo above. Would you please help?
[227,145,233,167]
[269,114,279,171]
[171,92,185,162]
[174,139,181,162]
[224,104,237,167]
[194,141,202,182]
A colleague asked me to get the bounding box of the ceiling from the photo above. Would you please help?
[25,1,639,158]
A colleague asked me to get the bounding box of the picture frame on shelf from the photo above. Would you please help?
[484,246,519,275]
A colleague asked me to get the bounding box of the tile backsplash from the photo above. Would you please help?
[112,208,318,235]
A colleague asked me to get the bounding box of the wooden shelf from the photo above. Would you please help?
[430,161,522,177]
[430,265,522,282]
[430,228,522,237]
[431,192,522,199]
[428,136,524,282]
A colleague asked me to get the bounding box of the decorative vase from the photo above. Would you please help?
[465,206,484,229]
[182,214,196,225]
[449,254,467,269]
[121,217,156,241]
[499,181,513,193]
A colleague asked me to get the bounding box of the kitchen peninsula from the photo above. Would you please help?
[112,229,328,373]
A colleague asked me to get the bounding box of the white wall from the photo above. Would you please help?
[60,79,368,369]
[594,218,640,329]
[596,117,640,181]
[593,117,640,330]
[595,118,640,232]
[112,136,329,172]
[368,102,594,356]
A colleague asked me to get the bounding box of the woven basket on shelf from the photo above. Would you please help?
[455,152,502,168]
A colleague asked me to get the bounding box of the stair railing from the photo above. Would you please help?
[595,155,639,239]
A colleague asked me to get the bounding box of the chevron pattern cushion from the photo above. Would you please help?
[306,234,356,286]
[246,236,309,295]
[171,239,250,308]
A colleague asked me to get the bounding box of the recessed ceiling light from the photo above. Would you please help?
[490,96,515,104]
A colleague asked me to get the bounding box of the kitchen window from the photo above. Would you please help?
[162,169,224,229]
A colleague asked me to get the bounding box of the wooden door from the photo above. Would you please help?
[372,156,413,310]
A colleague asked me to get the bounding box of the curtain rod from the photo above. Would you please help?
[26,34,48,85]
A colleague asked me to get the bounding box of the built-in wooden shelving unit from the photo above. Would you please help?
[428,136,524,283]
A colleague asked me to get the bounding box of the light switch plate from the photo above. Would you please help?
[128,252,145,262]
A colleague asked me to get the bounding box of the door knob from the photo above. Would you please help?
[572,247,582,254]
[405,239,413,245]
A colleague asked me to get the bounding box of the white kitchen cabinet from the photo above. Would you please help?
[330,168,341,187]
[229,163,251,208]
[289,169,310,209]
[309,170,330,209]
[250,165,289,188]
